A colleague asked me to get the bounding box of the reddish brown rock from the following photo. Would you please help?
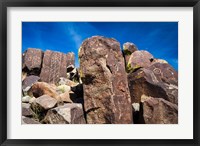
[128,62,178,104]
[43,103,86,124]
[79,36,132,124]
[22,48,43,75]
[141,97,178,124]
[127,50,153,73]
[66,52,75,67]
[123,42,138,66]
[40,50,67,84]
[28,82,59,100]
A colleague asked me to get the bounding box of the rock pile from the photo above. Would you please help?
[22,36,178,124]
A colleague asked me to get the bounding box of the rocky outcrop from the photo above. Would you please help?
[22,36,178,124]
[43,103,86,124]
[40,50,67,84]
[79,36,132,124]
[128,62,178,105]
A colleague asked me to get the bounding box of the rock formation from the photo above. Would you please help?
[79,36,132,124]
[21,36,178,124]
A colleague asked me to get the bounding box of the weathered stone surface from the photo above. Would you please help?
[23,48,43,75]
[79,36,132,124]
[66,52,75,67]
[127,50,153,73]
[22,103,33,117]
[128,62,178,104]
[22,116,40,124]
[43,103,86,124]
[28,82,59,100]
[123,42,138,66]
[40,50,67,84]
[141,97,178,124]
[35,95,57,110]
[22,75,40,90]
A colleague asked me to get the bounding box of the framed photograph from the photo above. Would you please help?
[0,0,199,145]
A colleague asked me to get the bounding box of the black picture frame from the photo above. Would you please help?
[0,0,199,146]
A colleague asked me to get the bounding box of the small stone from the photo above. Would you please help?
[22,95,32,103]
[22,116,41,124]
[22,103,33,117]
[43,103,86,124]
[35,95,57,110]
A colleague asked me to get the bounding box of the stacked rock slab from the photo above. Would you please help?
[79,36,132,124]
[22,48,43,75]
[40,50,67,84]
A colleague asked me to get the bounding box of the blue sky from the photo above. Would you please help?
[22,22,178,70]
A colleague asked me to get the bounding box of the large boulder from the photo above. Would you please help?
[140,97,178,124]
[22,48,43,75]
[40,50,67,84]
[28,82,59,100]
[127,50,153,73]
[79,36,132,124]
[43,103,86,124]
[128,62,178,105]
[123,42,138,66]
[66,52,75,67]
